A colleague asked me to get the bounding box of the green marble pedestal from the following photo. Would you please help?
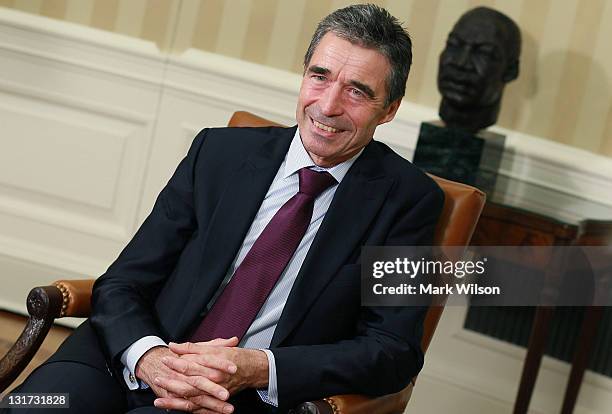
[413,121,505,194]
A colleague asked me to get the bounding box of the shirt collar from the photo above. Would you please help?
[283,127,364,183]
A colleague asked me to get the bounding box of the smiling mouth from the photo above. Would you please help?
[312,118,341,133]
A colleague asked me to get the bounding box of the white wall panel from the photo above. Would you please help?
[0,9,164,303]
[0,102,125,208]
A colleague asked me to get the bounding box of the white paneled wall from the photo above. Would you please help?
[0,10,164,313]
[0,9,611,414]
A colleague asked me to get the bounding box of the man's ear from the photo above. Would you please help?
[378,99,401,125]
[502,59,519,82]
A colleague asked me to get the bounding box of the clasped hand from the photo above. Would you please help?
[135,337,268,414]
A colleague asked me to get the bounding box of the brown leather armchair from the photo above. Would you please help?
[0,111,486,413]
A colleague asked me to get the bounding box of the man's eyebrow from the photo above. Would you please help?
[349,80,375,99]
[307,65,376,99]
[307,65,330,75]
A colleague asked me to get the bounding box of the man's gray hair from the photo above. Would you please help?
[303,4,412,106]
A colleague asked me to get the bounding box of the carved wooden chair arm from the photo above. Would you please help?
[0,279,94,393]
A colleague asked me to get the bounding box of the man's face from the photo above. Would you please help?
[296,33,400,167]
[438,15,510,108]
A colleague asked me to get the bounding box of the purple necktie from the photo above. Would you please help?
[190,167,337,342]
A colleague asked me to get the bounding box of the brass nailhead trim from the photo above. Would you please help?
[54,282,70,318]
[323,398,340,414]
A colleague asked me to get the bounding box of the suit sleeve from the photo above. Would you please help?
[90,129,207,365]
[270,185,445,411]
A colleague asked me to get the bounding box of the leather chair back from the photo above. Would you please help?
[421,174,485,351]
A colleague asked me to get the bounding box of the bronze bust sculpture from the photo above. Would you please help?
[438,7,521,132]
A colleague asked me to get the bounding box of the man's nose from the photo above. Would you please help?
[319,84,343,116]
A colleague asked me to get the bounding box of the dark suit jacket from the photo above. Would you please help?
[88,125,444,410]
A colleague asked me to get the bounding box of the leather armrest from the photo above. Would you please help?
[52,279,96,318]
[296,384,413,414]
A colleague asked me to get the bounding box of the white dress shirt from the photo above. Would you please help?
[121,128,362,406]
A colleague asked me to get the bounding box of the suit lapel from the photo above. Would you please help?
[271,142,394,346]
[177,127,296,337]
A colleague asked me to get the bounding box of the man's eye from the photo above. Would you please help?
[312,75,326,81]
[349,88,364,97]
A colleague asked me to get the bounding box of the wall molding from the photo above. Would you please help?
[0,79,154,125]
[0,8,164,86]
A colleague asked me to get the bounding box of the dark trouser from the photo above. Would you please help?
[1,322,274,414]
[4,361,129,413]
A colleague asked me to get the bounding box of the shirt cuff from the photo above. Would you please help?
[120,336,168,390]
[256,349,278,407]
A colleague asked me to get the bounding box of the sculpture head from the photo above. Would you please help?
[437,7,521,132]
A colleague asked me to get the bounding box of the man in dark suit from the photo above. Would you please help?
[5,4,443,414]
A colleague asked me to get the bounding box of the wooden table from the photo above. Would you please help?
[470,199,611,414]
